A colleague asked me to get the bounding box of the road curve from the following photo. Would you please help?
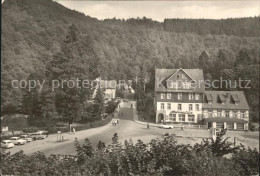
[8,101,163,156]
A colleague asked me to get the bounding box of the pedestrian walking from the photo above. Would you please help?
[117,119,119,124]
[73,128,76,134]
[147,123,150,129]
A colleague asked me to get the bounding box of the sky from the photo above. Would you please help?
[56,1,260,22]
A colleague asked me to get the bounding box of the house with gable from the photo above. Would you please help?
[154,68,250,130]
[154,68,205,124]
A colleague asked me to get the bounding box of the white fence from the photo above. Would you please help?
[171,124,207,129]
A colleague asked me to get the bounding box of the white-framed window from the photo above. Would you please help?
[241,111,245,118]
[167,103,171,110]
[196,104,199,111]
[161,93,165,99]
[225,111,230,117]
[173,83,178,89]
[161,103,165,110]
[189,104,193,111]
[169,82,173,88]
[167,93,171,99]
[183,82,191,89]
[188,115,195,122]
[178,113,185,121]
[195,93,199,100]
[189,93,194,100]
[233,111,237,118]
[169,112,176,121]
[178,104,182,110]
[208,109,213,117]
[217,109,222,117]
[178,93,182,100]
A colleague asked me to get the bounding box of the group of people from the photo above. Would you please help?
[112,119,119,126]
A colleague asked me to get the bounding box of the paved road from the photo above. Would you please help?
[8,101,163,156]
[7,100,259,155]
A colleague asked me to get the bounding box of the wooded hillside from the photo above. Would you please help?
[1,0,259,121]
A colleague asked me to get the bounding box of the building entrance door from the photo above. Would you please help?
[158,113,164,123]
[208,122,212,129]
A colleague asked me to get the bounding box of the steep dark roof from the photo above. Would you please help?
[203,91,250,110]
[154,68,205,92]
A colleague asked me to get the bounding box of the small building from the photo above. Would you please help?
[203,91,250,130]
[99,80,117,100]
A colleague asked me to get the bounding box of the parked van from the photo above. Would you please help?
[30,131,47,140]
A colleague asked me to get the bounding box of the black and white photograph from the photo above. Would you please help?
[1,0,259,175]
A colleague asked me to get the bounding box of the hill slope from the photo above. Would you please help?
[1,0,259,121]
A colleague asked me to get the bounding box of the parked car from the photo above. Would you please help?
[1,140,15,149]
[20,135,33,143]
[10,137,27,145]
[160,123,174,129]
[30,131,47,140]
[37,131,49,136]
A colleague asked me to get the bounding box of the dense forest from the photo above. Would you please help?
[1,0,259,122]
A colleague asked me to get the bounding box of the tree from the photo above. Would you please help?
[234,49,252,67]
[93,88,105,119]
[198,51,210,72]
[194,129,241,157]
[45,25,95,124]
[112,133,118,144]
[1,102,17,115]
[64,24,80,44]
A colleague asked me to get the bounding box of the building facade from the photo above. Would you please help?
[100,80,117,100]
[203,91,249,130]
[154,68,250,130]
[154,68,205,124]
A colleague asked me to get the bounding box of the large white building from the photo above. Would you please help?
[154,68,250,130]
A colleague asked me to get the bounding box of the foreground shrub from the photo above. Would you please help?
[1,133,259,176]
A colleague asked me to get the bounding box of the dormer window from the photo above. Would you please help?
[231,94,240,105]
[205,93,213,104]
[161,93,165,99]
